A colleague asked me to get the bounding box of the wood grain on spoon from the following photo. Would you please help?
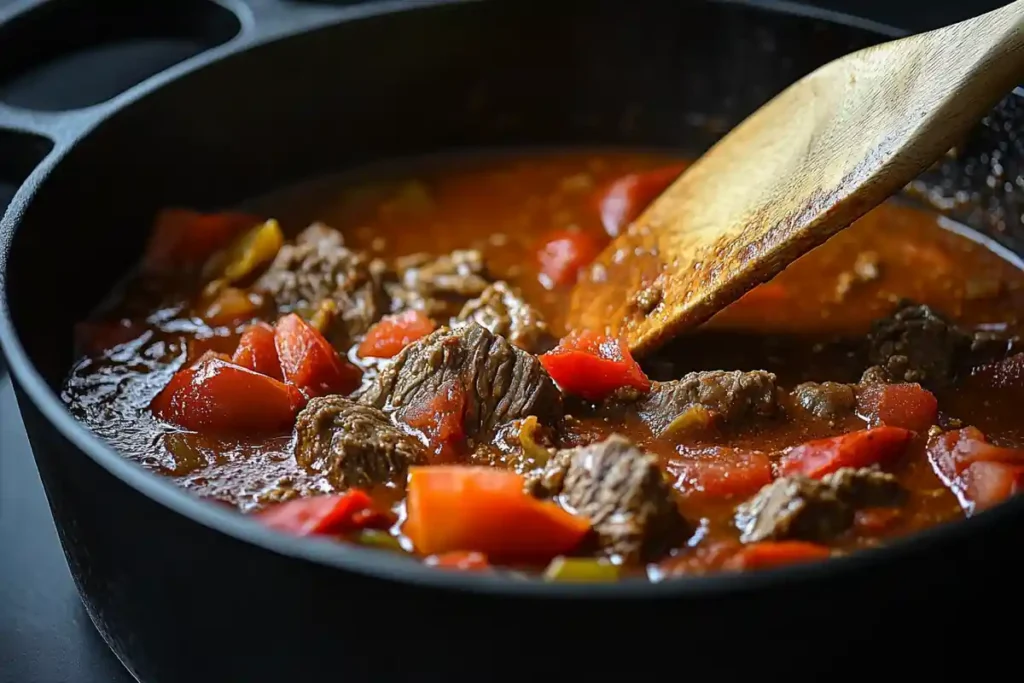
[569,0,1024,356]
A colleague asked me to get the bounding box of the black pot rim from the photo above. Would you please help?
[2,0,1019,600]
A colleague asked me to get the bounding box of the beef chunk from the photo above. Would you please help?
[255,223,386,339]
[357,323,562,441]
[735,467,906,543]
[792,382,856,422]
[631,370,779,434]
[823,467,907,507]
[525,435,687,562]
[389,249,490,318]
[456,281,549,353]
[293,395,426,489]
[867,304,970,387]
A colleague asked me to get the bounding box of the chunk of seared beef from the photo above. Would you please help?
[255,223,386,339]
[357,323,562,441]
[630,370,778,434]
[525,435,688,562]
[867,304,970,387]
[388,249,490,318]
[294,396,426,489]
[735,467,906,543]
[456,281,549,353]
[823,467,907,507]
[792,382,856,423]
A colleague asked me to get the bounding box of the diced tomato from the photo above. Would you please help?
[778,426,914,479]
[232,321,282,379]
[424,551,491,571]
[151,356,306,433]
[724,541,831,571]
[256,490,382,536]
[926,427,1024,513]
[670,448,773,498]
[403,466,590,562]
[927,426,1024,478]
[535,229,602,287]
[659,541,744,576]
[539,330,650,401]
[854,507,902,533]
[596,163,687,237]
[142,209,260,272]
[856,383,938,432]
[274,313,362,397]
[961,461,1024,512]
[402,380,467,460]
[357,309,436,359]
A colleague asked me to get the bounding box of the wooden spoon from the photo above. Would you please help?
[568,0,1024,356]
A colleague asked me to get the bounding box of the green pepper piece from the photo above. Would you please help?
[543,556,621,582]
[354,530,404,552]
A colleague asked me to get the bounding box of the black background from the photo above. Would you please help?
[0,1,1011,681]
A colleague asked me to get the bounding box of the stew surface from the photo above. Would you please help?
[63,151,1024,580]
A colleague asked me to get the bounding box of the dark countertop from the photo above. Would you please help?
[0,1,1010,682]
[0,377,134,683]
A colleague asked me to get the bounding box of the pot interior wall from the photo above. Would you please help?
[4,0,1018,390]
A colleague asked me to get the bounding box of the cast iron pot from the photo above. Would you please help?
[3,1,1024,680]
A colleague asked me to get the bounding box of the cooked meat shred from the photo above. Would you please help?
[735,467,906,543]
[629,370,779,433]
[293,396,426,489]
[867,304,970,387]
[356,323,562,441]
[455,281,549,353]
[255,223,386,339]
[525,434,688,562]
[792,382,857,423]
[388,249,490,318]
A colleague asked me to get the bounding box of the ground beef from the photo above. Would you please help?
[734,467,906,543]
[792,382,857,423]
[629,370,779,434]
[255,223,386,340]
[293,396,426,490]
[525,435,688,562]
[388,249,491,318]
[455,281,549,353]
[356,323,562,441]
[867,304,971,387]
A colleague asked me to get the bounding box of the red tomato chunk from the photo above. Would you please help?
[670,447,773,498]
[151,356,306,434]
[275,313,362,398]
[724,541,831,571]
[402,380,468,460]
[232,321,283,379]
[358,309,436,359]
[257,490,394,536]
[927,427,1024,513]
[535,229,601,287]
[539,330,650,401]
[596,163,686,237]
[778,427,913,479]
[856,383,938,432]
